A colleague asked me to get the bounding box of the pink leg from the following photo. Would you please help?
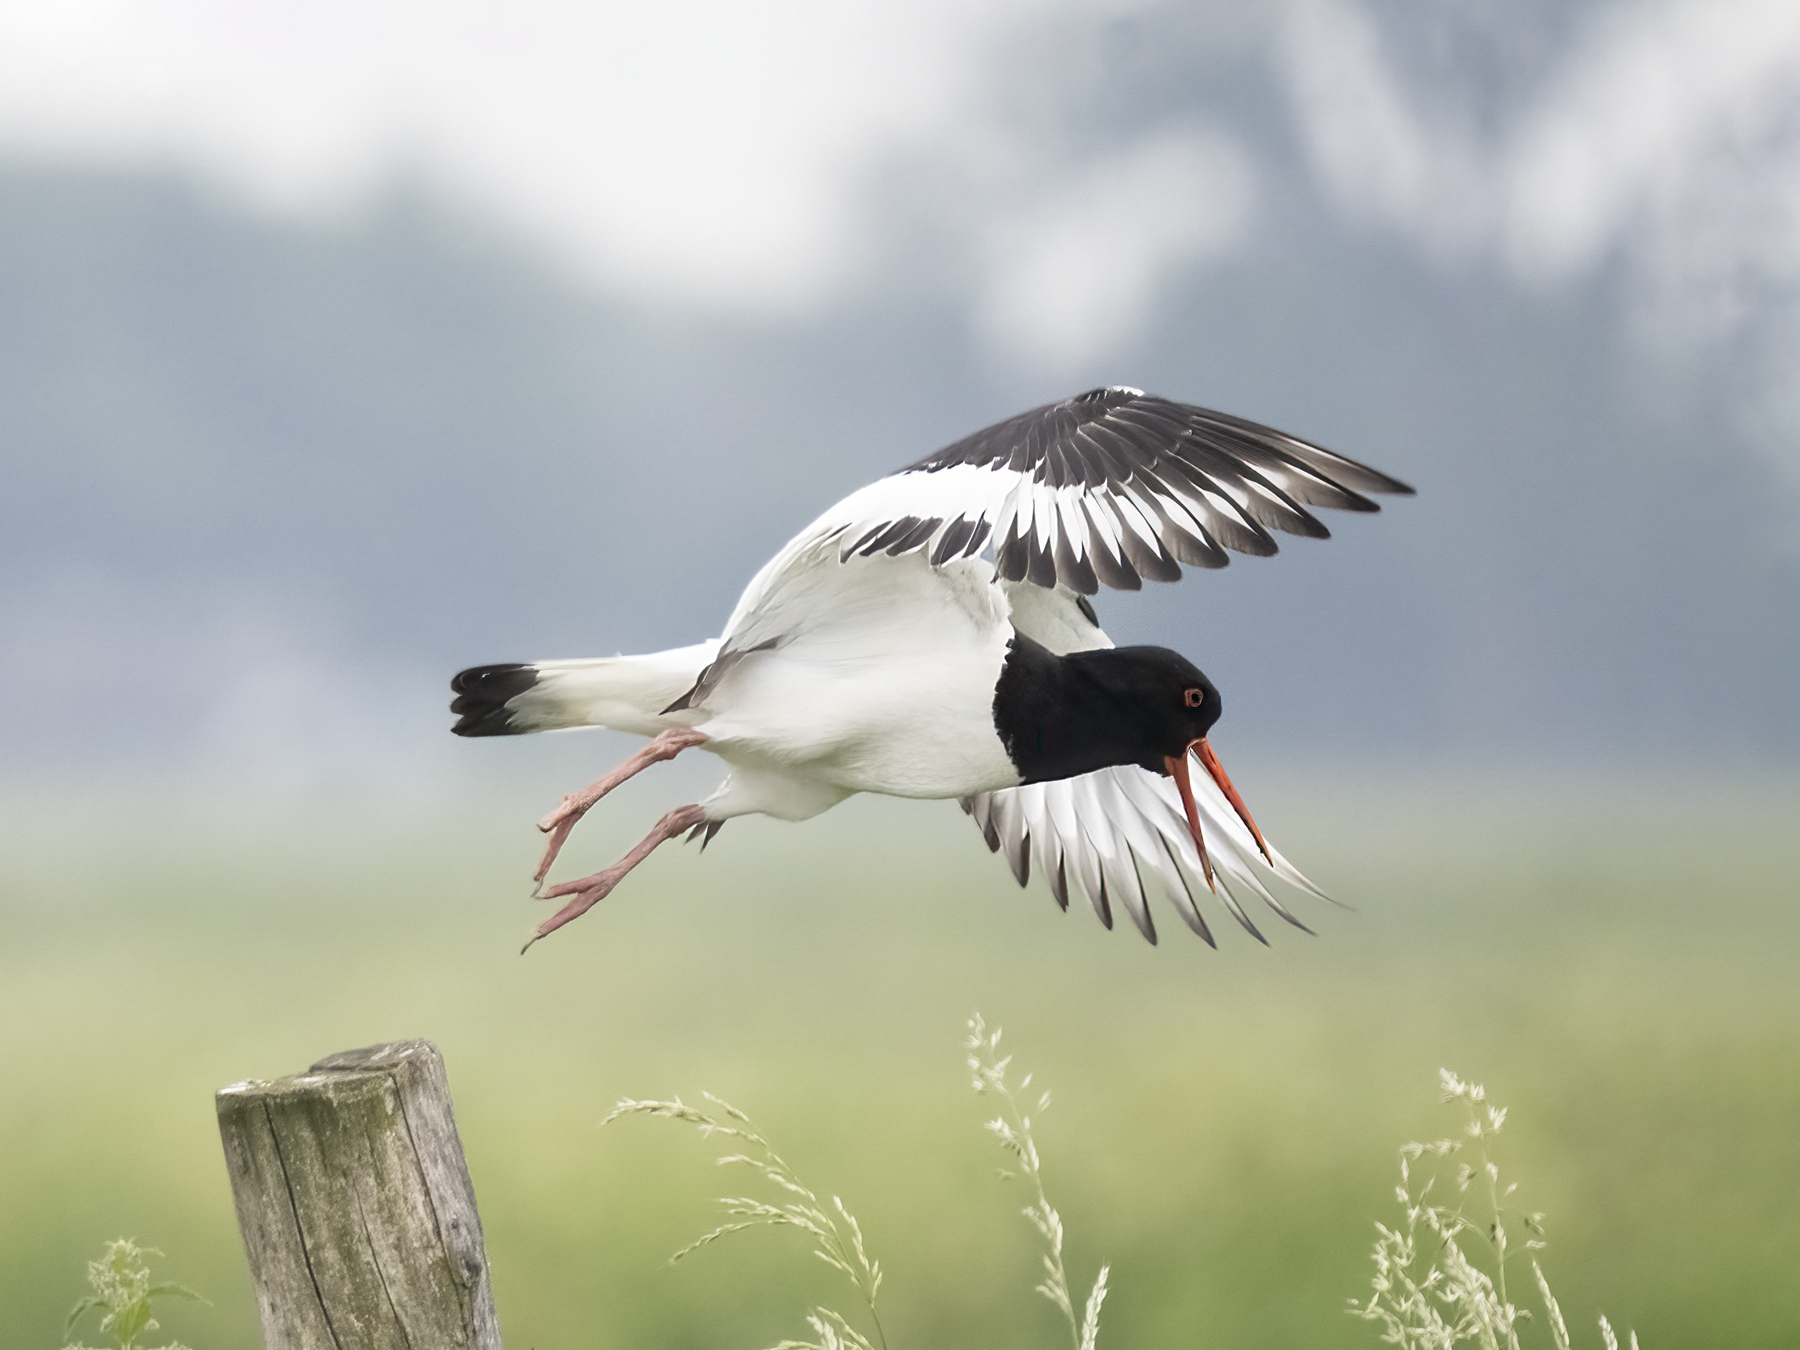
[523,803,708,952]
[533,726,709,888]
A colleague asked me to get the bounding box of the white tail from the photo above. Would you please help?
[451,641,720,738]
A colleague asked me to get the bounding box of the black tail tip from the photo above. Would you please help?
[450,663,539,736]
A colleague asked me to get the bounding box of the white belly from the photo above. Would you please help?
[694,555,1022,816]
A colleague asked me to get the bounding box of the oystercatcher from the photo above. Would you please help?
[452,387,1412,950]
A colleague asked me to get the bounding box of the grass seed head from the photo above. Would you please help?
[1353,1072,1644,1350]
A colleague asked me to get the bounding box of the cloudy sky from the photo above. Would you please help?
[3,0,1798,789]
[3,0,1798,379]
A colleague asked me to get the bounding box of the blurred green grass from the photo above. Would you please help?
[3,771,1797,1349]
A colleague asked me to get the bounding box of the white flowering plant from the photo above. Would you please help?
[61,1239,207,1350]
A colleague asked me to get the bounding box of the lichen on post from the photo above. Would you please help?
[216,1040,502,1350]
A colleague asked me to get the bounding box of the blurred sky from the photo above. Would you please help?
[2,0,1798,792]
[6,0,1798,363]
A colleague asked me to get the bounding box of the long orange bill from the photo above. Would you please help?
[1194,737,1273,864]
[1164,752,1217,892]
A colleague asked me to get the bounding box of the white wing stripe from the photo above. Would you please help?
[1033,485,1060,556]
[963,760,1324,946]
[1075,772,1157,941]
[1083,496,1126,558]
[775,388,1410,595]
[1110,490,1164,552]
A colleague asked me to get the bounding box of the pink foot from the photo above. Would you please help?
[523,803,708,952]
[533,727,709,888]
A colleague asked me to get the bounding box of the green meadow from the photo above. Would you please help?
[3,770,1797,1349]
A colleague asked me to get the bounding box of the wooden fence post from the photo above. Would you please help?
[216,1040,503,1350]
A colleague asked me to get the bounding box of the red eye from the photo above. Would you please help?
[1184,687,1204,708]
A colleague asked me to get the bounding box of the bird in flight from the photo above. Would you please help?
[452,387,1412,951]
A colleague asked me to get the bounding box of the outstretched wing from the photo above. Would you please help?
[807,386,1414,596]
[962,760,1327,946]
[674,385,1410,710]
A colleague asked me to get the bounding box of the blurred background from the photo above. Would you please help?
[2,1,1797,1347]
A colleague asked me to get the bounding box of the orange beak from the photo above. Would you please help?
[1163,737,1273,892]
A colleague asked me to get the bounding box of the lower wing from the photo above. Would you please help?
[961,756,1328,946]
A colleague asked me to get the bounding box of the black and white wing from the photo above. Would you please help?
[962,761,1326,946]
[806,386,1414,595]
[962,579,1326,945]
[674,385,1410,712]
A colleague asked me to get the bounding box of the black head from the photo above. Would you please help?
[1065,645,1223,769]
[993,636,1223,783]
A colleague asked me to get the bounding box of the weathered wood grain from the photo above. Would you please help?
[217,1040,502,1350]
